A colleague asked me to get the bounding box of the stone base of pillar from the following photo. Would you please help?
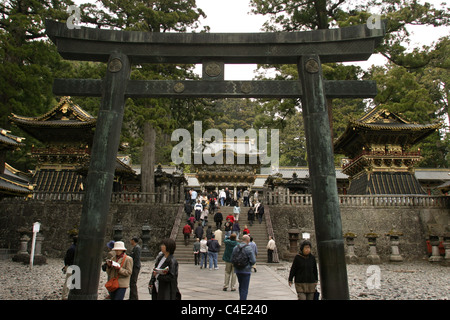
[345,254,359,264]
[428,255,443,262]
[140,250,153,261]
[367,254,381,264]
[389,254,403,262]
[12,253,30,263]
[32,254,47,265]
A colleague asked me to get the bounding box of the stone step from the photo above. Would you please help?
[176,205,269,264]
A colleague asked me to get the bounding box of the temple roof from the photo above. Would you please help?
[0,163,33,198]
[346,172,426,195]
[0,129,25,150]
[9,97,96,143]
[334,107,441,158]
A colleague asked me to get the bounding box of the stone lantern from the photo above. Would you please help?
[443,233,450,262]
[113,219,123,242]
[12,233,30,263]
[343,232,358,263]
[428,235,443,262]
[141,220,152,261]
[288,229,300,253]
[364,230,380,264]
[283,229,300,261]
[385,229,403,262]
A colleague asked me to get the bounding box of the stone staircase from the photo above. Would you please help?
[174,205,270,265]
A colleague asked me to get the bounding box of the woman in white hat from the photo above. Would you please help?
[106,241,133,300]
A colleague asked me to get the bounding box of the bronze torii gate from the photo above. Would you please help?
[45,20,385,300]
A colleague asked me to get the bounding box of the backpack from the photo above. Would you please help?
[232,244,249,269]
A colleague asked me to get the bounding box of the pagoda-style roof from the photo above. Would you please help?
[0,163,33,198]
[0,129,25,150]
[347,171,425,195]
[34,157,136,192]
[334,107,441,158]
[9,96,96,144]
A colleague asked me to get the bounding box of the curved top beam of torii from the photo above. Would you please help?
[47,20,386,99]
[45,19,385,65]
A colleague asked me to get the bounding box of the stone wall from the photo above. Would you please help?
[0,200,180,259]
[1,199,448,264]
[269,205,449,263]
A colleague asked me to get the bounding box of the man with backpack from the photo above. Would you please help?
[231,235,256,300]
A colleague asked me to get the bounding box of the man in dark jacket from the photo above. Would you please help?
[288,240,318,300]
[129,237,141,300]
[257,203,264,224]
[194,222,204,240]
[214,210,223,230]
[247,207,255,226]
[184,201,192,219]
[62,236,77,300]
[207,234,221,270]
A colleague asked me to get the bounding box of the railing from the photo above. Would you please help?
[264,192,449,208]
[4,190,183,204]
[170,204,186,241]
[3,191,447,208]
[264,206,280,263]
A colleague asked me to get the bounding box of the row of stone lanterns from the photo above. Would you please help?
[344,229,405,264]
[344,230,449,264]
[12,226,47,265]
[344,230,403,264]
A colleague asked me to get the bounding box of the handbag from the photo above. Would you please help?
[314,290,320,300]
[105,254,127,292]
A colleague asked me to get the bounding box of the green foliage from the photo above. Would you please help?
[75,0,211,164]
[0,0,76,170]
[249,0,450,168]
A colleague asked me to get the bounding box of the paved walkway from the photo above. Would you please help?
[133,261,297,300]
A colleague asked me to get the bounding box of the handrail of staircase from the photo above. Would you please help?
[264,205,280,263]
[170,204,185,241]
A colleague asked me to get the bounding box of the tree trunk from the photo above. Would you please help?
[141,122,156,193]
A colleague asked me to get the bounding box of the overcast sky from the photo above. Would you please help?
[194,0,449,79]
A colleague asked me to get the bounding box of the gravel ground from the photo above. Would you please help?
[0,258,448,300]
[269,260,450,300]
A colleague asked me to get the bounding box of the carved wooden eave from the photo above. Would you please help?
[0,163,33,198]
[9,96,96,144]
[0,129,25,150]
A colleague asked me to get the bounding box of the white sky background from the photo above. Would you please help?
[73,0,449,80]
[193,0,449,79]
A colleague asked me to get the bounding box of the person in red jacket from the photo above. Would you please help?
[183,223,192,246]
[226,214,235,223]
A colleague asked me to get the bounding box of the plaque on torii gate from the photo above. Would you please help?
[45,20,385,300]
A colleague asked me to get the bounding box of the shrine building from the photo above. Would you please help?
[9,97,135,193]
[333,107,441,195]
[191,138,262,198]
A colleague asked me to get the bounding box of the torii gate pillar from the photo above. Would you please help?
[298,54,349,299]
